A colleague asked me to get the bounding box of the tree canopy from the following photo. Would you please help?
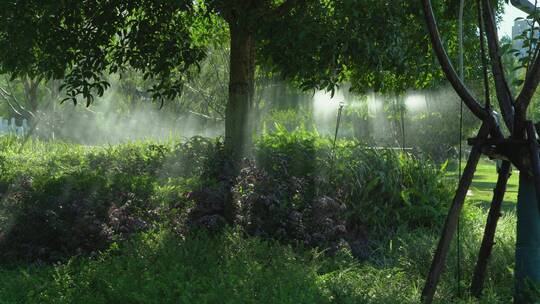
[0,1,486,99]
[0,0,491,158]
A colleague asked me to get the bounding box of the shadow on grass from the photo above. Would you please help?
[472,181,518,190]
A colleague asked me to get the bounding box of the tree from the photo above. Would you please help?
[0,0,483,158]
[0,0,493,228]
[0,76,42,119]
[419,0,540,302]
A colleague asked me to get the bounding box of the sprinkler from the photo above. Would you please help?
[332,101,345,150]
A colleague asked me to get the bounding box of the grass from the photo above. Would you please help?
[446,159,519,209]
[0,222,517,304]
[470,159,519,205]
[0,230,337,304]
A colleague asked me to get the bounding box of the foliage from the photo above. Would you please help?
[0,0,502,163]
[0,137,214,263]
[0,229,332,303]
[234,160,349,253]
[233,126,453,254]
[258,1,491,94]
[0,0,212,104]
[0,1,491,104]
[260,108,312,133]
[0,134,523,302]
[0,130,451,262]
[0,212,517,303]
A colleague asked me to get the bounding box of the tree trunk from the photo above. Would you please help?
[421,123,490,304]
[23,77,39,116]
[220,22,256,224]
[225,24,255,162]
[515,174,540,303]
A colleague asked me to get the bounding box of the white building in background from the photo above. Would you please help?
[512,19,538,59]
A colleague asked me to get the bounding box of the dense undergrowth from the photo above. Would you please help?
[0,130,517,302]
[0,217,516,303]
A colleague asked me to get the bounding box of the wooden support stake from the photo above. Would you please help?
[421,124,490,304]
[526,121,540,214]
[470,160,511,298]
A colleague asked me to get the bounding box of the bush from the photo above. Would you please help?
[164,136,224,179]
[0,131,451,262]
[0,139,158,262]
[233,159,348,250]
[0,134,518,302]
[0,135,234,263]
[231,126,452,255]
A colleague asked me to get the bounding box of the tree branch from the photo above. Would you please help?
[516,56,540,111]
[481,0,515,131]
[0,85,35,118]
[421,0,488,121]
[477,0,491,109]
[0,90,23,116]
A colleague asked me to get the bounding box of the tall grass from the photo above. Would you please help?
[0,211,516,303]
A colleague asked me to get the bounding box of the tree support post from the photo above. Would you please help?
[470,160,511,297]
[421,124,490,303]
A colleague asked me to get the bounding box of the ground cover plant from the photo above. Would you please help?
[0,132,522,303]
[0,220,517,304]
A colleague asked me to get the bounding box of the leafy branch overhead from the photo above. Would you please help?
[0,1,208,105]
[0,0,483,106]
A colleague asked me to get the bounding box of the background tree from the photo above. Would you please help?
[0,0,498,227]
[0,0,485,158]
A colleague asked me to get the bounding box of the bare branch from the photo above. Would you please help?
[421,0,488,121]
[4,79,35,118]
[0,85,35,118]
[0,90,23,116]
[481,0,515,131]
[188,110,223,122]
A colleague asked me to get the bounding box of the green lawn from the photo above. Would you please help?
[447,159,519,209]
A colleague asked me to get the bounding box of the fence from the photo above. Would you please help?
[0,117,28,136]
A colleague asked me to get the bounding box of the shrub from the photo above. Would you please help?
[232,126,452,255]
[0,135,235,263]
[0,131,451,262]
[0,140,174,263]
[164,136,223,179]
